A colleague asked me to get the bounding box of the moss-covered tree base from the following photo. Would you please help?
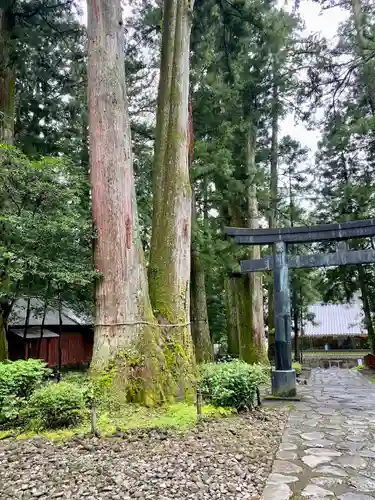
[90,323,196,407]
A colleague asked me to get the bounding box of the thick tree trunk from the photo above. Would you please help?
[149,0,195,391]
[246,123,267,364]
[351,0,375,114]
[0,7,15,145]
[87,0,168,405]
[191,193,212,363]
[267,62,279,363]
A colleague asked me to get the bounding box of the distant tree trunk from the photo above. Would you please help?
[0,308,8,362]
[225,275,240,358]
[58,293,63,378]
[0,7,15,144]
[37,296,48,359]
[292,283,299,361]
[358,265,375,353]
[189,87,212,364]
[191,248,213,363]
[0,294,15,362]
[246,122,267,364]
[22,298,31,359]
[226,205,256,362]
[351,0,375,114]
[149,0,195,393]
[87,0,169,405]
[267,59,279,363]
[191,192,212,363]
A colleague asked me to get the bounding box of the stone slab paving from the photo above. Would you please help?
[262,368,375,500]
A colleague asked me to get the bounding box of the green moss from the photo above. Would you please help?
[2,403,233,442]
[90,321,196,408]
[292,362,302,376]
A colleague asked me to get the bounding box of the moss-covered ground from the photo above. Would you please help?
[0,402,233,442]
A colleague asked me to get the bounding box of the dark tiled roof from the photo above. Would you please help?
[9,298,91,327]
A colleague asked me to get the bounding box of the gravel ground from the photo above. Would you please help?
[0,408,287,500]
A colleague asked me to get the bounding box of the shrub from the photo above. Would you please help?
[292,362,302,376]
[24,381,87,430]
[199,360,269,410]
[351,364,364,371]
[0,359,51,425]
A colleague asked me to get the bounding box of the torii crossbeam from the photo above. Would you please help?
[224,218,375,398]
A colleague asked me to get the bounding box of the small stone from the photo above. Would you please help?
[302,484,334,497]
[228,484,237,493]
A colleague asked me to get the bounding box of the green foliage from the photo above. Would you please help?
[351,364,364,371]
[0,145,95,350]
[24,381,87,430]
[0,359,51,425]
[292,362,302,376]
[199,361,269,410]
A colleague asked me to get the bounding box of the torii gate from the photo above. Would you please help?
[225,219,375,397]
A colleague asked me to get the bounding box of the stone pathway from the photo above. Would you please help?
[262,368,375,500]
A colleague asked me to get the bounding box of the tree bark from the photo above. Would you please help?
[0,7,15,145]
[191,192,212,363]
[87,0,170,405]
[267,58,279,362]
[149,0,195,390]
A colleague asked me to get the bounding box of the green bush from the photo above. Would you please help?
[24,381,87,430]
[199,360,269,410]
[0,359,51,425]
[292,362,302,376]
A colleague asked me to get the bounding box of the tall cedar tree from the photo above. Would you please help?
[87,0,195,403]
[149,1,196,371]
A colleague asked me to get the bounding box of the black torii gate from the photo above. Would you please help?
[225,218,375,397]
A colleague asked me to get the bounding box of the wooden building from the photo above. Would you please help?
[295,298,368,352]
[7,299,93,369]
